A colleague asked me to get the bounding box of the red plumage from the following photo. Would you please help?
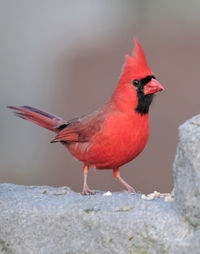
[8,39,163,194]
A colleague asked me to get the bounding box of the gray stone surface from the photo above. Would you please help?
[0,184,191,254]
[173,115,200,227]
[1,115,200,254]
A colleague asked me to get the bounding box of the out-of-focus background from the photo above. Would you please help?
[1,0,200,193]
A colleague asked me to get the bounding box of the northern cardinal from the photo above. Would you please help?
[8,39,163,195]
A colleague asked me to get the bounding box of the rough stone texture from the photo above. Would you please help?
[173,115,200,227]
[0,184,190,254]
[1,115,200,254]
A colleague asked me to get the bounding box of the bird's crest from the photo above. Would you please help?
[120,39,153,82]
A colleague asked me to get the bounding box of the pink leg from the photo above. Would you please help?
[82,165,94,195]
[113,168,136,193]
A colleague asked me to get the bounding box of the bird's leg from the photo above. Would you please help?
[82,165,94,195]
[113,168,136,193]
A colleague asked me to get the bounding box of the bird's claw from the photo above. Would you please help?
[82,185,94,195]
[127,186,136,194]
[82,190,95,195]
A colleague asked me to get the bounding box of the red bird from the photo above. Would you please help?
[8,39,163,195]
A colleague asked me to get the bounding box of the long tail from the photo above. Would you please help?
[7,105,67,132]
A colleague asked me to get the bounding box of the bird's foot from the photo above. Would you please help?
[126,186,136,194]
[82,184,94,195]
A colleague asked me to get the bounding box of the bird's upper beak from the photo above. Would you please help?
[143,78,164,95]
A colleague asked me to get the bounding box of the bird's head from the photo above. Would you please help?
[114,39,164,115]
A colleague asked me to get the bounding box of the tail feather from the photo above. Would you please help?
[7,106,66,132]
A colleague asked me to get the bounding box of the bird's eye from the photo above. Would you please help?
[132,80,139,86]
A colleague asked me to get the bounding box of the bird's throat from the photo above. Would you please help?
[135,92,154,115]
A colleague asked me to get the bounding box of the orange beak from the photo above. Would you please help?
[143,78,164,95]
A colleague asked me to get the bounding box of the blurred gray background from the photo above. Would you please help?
[1,0,200,193]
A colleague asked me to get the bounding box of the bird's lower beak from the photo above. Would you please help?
[143,78,164,95]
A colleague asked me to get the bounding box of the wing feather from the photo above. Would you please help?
[51,111,104,143]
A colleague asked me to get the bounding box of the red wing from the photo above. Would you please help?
[51,114,103,143]
[51,129,79,142]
